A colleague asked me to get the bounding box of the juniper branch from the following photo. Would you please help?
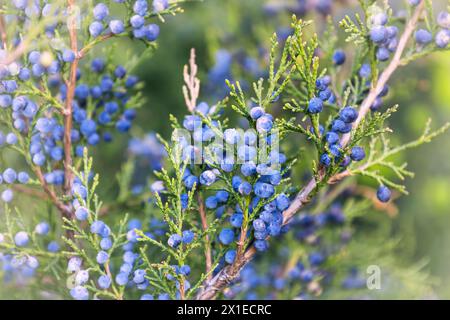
[196,0,428,300]
[340,0,426,147]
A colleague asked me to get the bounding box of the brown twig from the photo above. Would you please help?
[179,279,186,300]
[328,162,368,184]
[0,15,7,49]
[236,221,248,259]
[78,34,114,58]
[182,48,200,113]
[196,1,426,300]
[63,0,79,199]
[12,185,49,201]
[0,42,28,66]
[196,246,256,300]
[33,167,71,218]
[197,194,212,281]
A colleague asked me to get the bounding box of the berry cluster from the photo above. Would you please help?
[0,219,65,286]
[0,169,29,202]
[224,205,356,299]
[1,49,140,199]
[89,1,165,41]
[305,74,366,172]
[435,11,450,48]
[69,173,200,301]
[414,10,449,49]
[173,100,292,258]
[368,12,399,62]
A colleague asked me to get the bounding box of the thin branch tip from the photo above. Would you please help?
[182,48,200,112]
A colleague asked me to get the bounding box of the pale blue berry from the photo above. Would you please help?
[256,115,273,133]
[75,270,89,285]
[370,26,387,43]
[98,275,111,289]
[96,251,109,264]
[93,3,109,21]
[415,29,433,45]
[35,222,50,235]
[14,231,29,246]
[17,172,29,183]
[168,234,182,248]
[2,189,14,202]
[153,0,169,13]
[47,241,60,252]
[436,29,450,48]
[109,20,125,34]
[250,106,264,120]
[62,49,75,63]
[70,286,89,300]
[89,21,104,38]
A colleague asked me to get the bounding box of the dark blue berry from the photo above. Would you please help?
[377,185,391,202]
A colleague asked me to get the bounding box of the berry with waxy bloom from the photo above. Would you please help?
[377,185,391,203]
[370,26,387,43]
[98,275,111,289]
[436,29,449,48]
[415,29,433,45]
[256,115,273,133]
[93,3,109,21]
[339,107,358,123]
[250,106,264,119]
[110,20,125,34]
[308,97,323,114]
[350,146,365,161]
[168,234,182,248]
[70,286,89,300]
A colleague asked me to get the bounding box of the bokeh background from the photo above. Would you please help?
[1,0,450,299]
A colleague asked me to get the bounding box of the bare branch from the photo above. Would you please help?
[12,185,49,201]
[63,0,79,201]
[182,48,200,112]
[197,194,212,281]
[33,166,71,218]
